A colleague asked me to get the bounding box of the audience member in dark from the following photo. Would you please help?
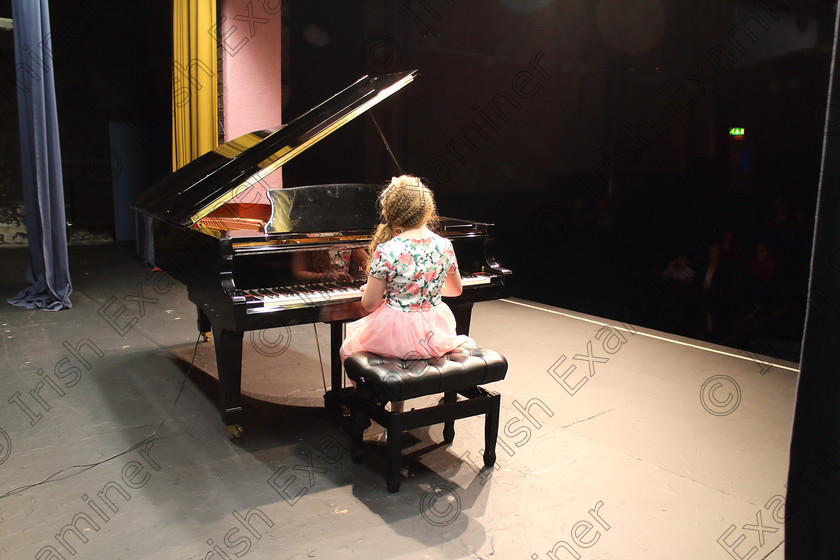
[767,198,792,230]
[748,244,775,282]
[721,230,745,264]
[661,255,695,284]
[765,198,795,261]
[746,243,776,312]
[697,243,735,341]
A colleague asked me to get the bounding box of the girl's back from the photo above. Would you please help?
[370,232,456,313]
[339,175,475,361]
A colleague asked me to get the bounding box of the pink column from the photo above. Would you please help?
[219,0,284,203]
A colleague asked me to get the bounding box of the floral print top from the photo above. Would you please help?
[328,249,352,272]
[369,233,458,312]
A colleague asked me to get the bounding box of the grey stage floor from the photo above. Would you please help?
[0,243,796,559]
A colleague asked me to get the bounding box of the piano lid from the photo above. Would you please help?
[131,70,417,228]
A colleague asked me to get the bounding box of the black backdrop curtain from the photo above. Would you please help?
[785,5,840,558]
[7,0,72,311]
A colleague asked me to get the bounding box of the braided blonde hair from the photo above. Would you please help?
[368,175,438,256]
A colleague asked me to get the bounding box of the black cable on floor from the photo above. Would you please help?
[0,331,203,500]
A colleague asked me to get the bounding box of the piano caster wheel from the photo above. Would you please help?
[201,332,210,342]
[226,424,244,438]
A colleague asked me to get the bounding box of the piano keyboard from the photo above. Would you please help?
[241,272,496,313]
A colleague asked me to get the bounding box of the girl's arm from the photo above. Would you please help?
[442,268,463,297]
[361,275,387,311]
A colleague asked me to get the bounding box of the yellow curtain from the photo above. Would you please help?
[172,0,218,171]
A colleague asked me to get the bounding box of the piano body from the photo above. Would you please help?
[132,71,510,436]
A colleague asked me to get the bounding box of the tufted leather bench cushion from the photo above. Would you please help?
[344,346,508,403]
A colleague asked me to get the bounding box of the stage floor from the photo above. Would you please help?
[0,243,796,560]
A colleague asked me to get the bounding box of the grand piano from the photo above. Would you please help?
[132,71,510,436]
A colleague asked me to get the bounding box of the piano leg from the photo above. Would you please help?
[196,307,211,342]
[211,325,245,437]
[323,321,347,412]
[450,302,475,335]
[330,322,344,390]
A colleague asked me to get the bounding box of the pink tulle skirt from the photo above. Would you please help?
[339,302,475,362]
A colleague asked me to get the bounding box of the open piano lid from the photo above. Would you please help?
[131,70,417,228]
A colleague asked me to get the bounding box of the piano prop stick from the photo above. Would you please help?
[132,72,510,437]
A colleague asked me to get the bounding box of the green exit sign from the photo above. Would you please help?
[729,127,745,136]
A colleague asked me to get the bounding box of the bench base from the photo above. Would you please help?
[345,386,500,492]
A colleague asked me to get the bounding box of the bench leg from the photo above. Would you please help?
[442,391,457,443]
[348,408,369,464]
[484,395,501,468]
[386,423,402,492]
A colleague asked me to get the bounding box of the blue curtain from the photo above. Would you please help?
[7,0,72,311]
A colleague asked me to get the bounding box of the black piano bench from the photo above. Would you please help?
[342,346,508,492]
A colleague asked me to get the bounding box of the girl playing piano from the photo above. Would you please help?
[339,175,475,363]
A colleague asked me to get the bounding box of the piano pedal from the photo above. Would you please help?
[200,332,210,342]
[226,424,244,438]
